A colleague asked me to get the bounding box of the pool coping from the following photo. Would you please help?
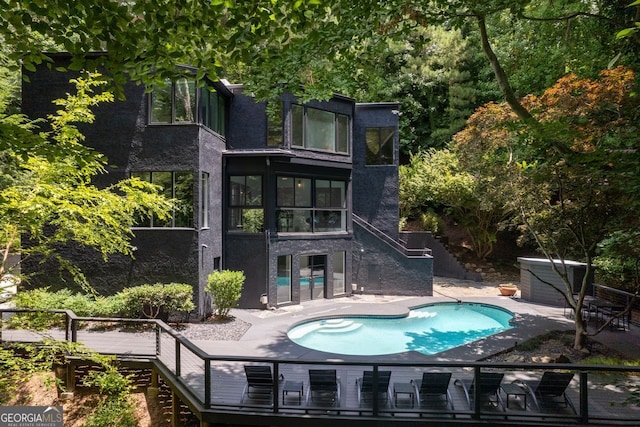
[189,295,576,363]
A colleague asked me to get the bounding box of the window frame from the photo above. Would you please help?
[149,77,198,125]
[365,126,395,165]
[131,171,195,228]
[291,104,350,155]
[228,175,264,233]
[276,176,347,234]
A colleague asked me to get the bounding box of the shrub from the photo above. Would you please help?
[419,211,441,233]
[206,270,244,318]
[116,283,195,320]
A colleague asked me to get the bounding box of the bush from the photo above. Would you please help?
[419,211,441,233]
[116,283,195,321]
[206,270,244,318]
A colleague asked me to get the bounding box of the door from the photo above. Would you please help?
[300,255,326,301]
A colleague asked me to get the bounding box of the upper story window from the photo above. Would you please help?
[149,76,227,136]
[291,104,349,154]
[229,175,263,233]
[276,176,346,233]
[200,87,226,136]
[365,127,395,165]
[131,171,194,228]
[150,78,196,124]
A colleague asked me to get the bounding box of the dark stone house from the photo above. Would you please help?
[21,54,433,317]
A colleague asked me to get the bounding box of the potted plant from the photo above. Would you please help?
[498,283,518,296]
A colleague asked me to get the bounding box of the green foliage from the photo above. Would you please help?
[82,397,137,427]
[0,345,51,404]
[206,270,245,318]
[117,283,195,320]
[82,368,135,397]
[13,283,195,321]
[0,74,174,282]
[419,211,441,234]
[242,208,265,232]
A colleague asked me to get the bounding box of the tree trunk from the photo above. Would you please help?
[573,309,588,350]
[475,13,533,121]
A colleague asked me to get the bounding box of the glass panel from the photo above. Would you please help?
[379,127,394,164]
[300,256,311,302]
[267,102,283,146]
[201,173,209,228]
[306,108,335,151]
[277,177,294,206]
[314,210,344,232]
[174,78,196,122]
[277,255,292,304]
[336,114,349,153]
[246,176,262,206]
[217,95,226,135]
[333,181,346,208]
[365,128,380,164]
[230,176,245,206]
[150,79,172,123]
[315,180,331,208]
[229,208,264,232]
[333,251,346,295]
[173,172,194,227]
[290,210,312,232]
[294,178,311,207]
[311,255,325,299]
[151,172,173,227]
[292,104,304,147]
[241,208,264,232]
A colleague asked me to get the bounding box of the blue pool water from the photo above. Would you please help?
[287,303,514,356]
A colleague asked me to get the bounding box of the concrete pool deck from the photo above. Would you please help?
[188,277,639,362]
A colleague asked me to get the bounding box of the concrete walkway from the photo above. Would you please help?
[189,277,640,362]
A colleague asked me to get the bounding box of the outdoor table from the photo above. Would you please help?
[282,381,304,405]
[500,383,527,410]
[393,382,415,408]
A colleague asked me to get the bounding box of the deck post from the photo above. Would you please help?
[580,371,588,424]
[66,363,76,392]
[171,390,180,427]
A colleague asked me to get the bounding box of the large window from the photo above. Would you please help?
[150,78,197,124]
[132,171,194,228]
[276,177,346,233]
[229,175,263,232]
[365,127,394,165]
[291,104,349,154]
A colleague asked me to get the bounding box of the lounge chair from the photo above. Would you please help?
[410,372,454,410]
[356,370,392,408]
[512,371,576,414]
[454,372,505,411]
[307,369,341,407]
[240,365,281,404]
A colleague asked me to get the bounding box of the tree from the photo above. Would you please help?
[454,67,640,349]
[400,147,511,259]
[0,74,173,285]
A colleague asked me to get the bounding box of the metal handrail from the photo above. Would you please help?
[2,307,639,425]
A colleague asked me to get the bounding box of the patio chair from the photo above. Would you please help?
[410,372,454,410]
[356,370,392,408]
[307,369,341,407]
[512,371,576,414]
[454,372,505,411]
[240,365,282,404]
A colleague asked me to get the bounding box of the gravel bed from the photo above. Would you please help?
[170,316,252,341]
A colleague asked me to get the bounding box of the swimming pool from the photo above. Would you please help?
[287,302,514,356]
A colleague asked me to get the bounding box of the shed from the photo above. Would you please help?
[517,257,593,307]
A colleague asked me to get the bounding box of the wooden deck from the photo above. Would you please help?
[2,311,640,425]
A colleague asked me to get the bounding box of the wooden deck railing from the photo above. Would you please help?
[2,307,640,426]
